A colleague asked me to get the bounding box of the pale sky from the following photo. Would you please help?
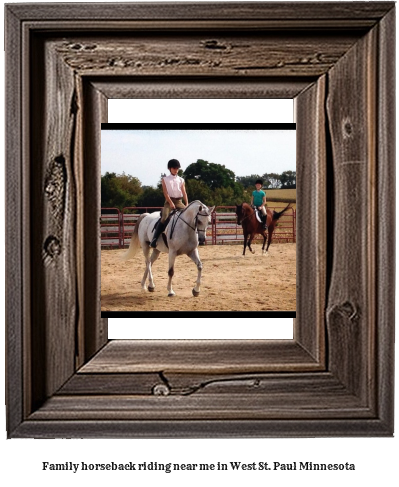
[101,128,296,187]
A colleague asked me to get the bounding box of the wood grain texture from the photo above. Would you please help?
[30,392,371,421]
[375,6,395,431]
[58,372,163,395]
[53,33,360,78]
[60,370,356,398]
[81,81,108,362]
[325,26,377,404]
[79,340,320,374]
[5,2,395,438]
[295,76,326,363]
[91,78,311,99]
[34,371,374,422]
[30,36,78,408]
[5,5,24,436]
[7,2,394,23]
[14,418,390,439]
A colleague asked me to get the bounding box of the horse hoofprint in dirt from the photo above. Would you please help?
[122,200,214,297]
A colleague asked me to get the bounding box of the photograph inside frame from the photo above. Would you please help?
[100,124,296,316]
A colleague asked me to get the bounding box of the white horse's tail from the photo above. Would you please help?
[120,213,148,260]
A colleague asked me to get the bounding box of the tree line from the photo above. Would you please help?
[101,159,296,210]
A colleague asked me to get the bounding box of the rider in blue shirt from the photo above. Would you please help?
[251,179,267,230]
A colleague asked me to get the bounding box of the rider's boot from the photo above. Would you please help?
[262,215,268,230]
[150,221,165,248]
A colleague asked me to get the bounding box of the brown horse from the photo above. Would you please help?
[235,202,291,256]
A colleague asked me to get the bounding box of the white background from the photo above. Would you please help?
[108,318,294,339]
[1,1,398,486]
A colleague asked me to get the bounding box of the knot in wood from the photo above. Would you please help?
[43,236,61,261]
[108,58,125,68]
[343,119,353,137]
[45,156,66,224]
[202,39,227,50]
[83,44,97,51]
[45,181,56,197]
[152,383,170,396]
[339,301,358,321]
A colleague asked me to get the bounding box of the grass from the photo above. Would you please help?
[266,188,296,210]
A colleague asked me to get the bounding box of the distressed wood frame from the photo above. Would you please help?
[5,2,395,437]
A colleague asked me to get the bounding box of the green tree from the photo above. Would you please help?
[280,170,296,189]
[183,159,236,190]
[184,179,214,206]
[236,174,262,188]
[117,172,142,195]
[262,172,281,189]
[212,183,245,207]
[241,187,254,205]
[101,172,142,209]
[137,187,164,208]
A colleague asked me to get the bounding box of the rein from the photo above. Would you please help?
[237,206,257,224]
[169,201,210,239]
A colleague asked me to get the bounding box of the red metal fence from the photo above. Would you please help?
[101,205,296,249]
[100,208,123,248]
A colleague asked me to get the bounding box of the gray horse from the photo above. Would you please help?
[122,200,214,297]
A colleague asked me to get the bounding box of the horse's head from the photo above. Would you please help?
[196,204,214,246]
[235,204,244,226]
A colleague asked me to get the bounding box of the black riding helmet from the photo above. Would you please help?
[255,179,263,186]
[168,159,181,169]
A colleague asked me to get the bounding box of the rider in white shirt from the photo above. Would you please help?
[150,159,189,248]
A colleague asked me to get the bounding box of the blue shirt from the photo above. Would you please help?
[252,190,266,207]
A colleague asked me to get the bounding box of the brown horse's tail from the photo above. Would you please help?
[272,203,291,222]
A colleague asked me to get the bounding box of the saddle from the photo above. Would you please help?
[254,208,264,223]
[252,207,268,229]
[152,209,179,248]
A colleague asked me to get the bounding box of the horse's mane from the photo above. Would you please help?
[186,199,204,209]
[242,202,253,213]
[179,200,202,215]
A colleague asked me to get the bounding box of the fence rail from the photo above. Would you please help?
[101,205,296,249]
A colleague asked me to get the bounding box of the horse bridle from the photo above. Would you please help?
[169,201,211,239]
[237,205,257,224]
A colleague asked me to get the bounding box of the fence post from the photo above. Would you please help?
[100,208,121,249]
[212,209,216,245]
[119,210,123,249]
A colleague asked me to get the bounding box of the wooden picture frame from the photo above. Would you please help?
[5,2,395,437]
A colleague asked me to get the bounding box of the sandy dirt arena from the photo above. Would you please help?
[101,242,296,312]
